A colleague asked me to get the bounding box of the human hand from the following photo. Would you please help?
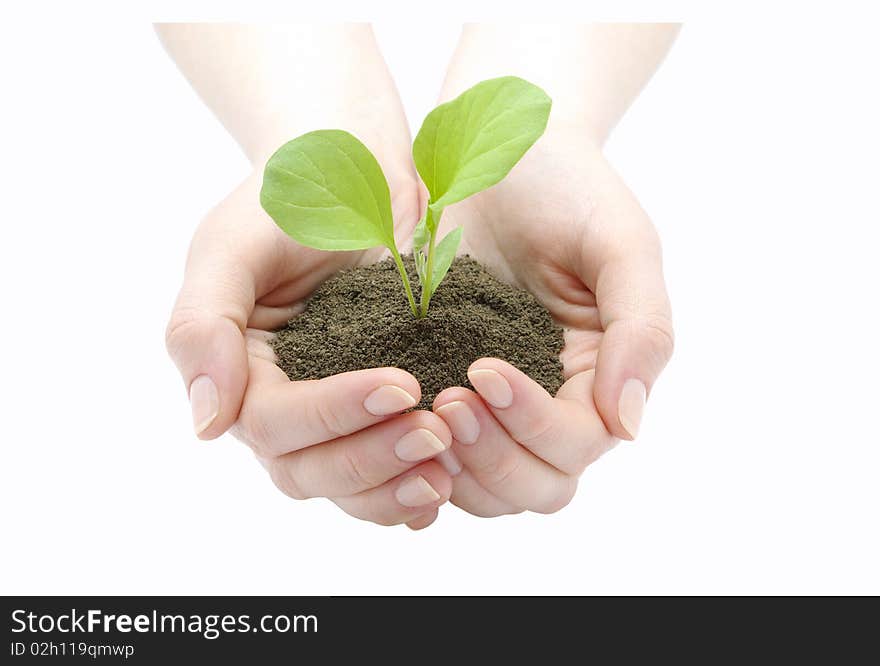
[432,130,674,516]
[166,170,457,529]
[161,24,458,529]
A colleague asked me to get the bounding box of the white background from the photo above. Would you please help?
[1,5,878,594]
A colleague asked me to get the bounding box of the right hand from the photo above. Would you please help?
[432,131,674,518]
[166,169,454,530]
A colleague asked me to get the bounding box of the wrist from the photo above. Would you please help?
[246,94,412,172]
[441,23,677,150]
[182,24,408,168]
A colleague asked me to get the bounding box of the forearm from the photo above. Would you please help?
[440,23,680,145]
[155,23,412,166]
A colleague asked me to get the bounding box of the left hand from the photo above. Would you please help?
[432,130,674,516]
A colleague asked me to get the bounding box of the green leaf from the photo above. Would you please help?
[412,215,429,250]
[431,227,463,290]
[260,130,395,251]
[413,76,551,213]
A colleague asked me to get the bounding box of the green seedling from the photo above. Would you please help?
[260,76,551,317]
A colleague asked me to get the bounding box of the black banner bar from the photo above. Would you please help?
[1,597,875,662]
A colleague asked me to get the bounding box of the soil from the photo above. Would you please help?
[271,256,565,410]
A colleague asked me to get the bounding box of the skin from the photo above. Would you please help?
[433,131,673,516]
[159,24,445,529]
[159,22,678,528]
[425,24,679,516]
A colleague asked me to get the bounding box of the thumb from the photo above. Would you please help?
[165,229,254,441]
[593,234,674,441]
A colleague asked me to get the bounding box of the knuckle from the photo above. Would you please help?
[308,397,347,440]
[233,403,277,458]
[165,305,247,361]
[164,307,204,359]
[643,314,675,363]
[371,512,399,527]
[466,504,525,519]
[568,447,596,477]
[338,448,376,493]
[268,459,308,501]
[516,417,558,450]
[350,495,398,527]
[478,450,522,491]
[568,438,605,476]
[534,478,578,515]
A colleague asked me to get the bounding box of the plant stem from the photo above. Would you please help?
[419,224,438,318]
[390,246,419,318]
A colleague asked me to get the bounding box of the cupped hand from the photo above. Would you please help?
[432,131,674,516]
[166,166,453,530]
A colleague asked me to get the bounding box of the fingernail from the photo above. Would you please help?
[364,385,417,416]
[190,374,219,436]
[435,401,480,444]
[467,369,513,409]
[395,428,447,462]
[396,475,441,507]
[618,378,647,439]
[436,450,463,476]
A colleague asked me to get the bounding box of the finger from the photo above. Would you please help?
[235,355,421,458]
[247,303,304,330]
[435,449,463,477]
[592,233,674,440]
[464,359,615,475]
[165,226,257,442]
[331,461,452,527]
[266,410,452,499]
[433,388,577,514]
[164,175,299,441]
[245,329,277,363]
[449,469,524,518]
[406,509,439,531]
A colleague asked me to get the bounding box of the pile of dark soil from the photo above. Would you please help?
[271,256,564,410]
